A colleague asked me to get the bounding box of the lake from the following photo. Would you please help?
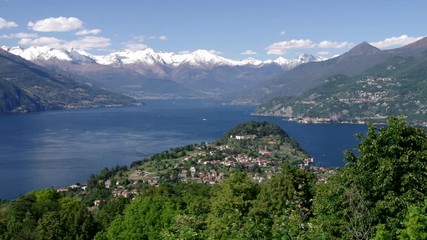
[0,99,367,199]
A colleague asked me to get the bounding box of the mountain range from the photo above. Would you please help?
[254,37,427,125]
[2,36,427,121]
[240,37,427,103]
[1,46,322,68]
[0,48,138,113]
[1,46,324,99]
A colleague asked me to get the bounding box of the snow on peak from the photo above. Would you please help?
[272,54,325,69]
[3,46,322,69]
[176,49,232,66]
[66,49,95,62]
[273,56,291,65]
[2,46,97,63]
[239,57,264,66]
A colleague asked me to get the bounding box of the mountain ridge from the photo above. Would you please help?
[1,46,325,69]
[253,52,427,126]
[2,46,324,99]
[0,49,138,112]
[240,36,427,103]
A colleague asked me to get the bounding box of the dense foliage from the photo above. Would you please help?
[0,118,426,239]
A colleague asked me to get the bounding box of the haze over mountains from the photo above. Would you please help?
[1,46,324,99]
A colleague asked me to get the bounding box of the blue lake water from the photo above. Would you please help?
[0,99,367,199]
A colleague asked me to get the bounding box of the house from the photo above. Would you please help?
[259,150,272,156]
[94,200,102,206]
[57,188,69,193]
[231,135,257,140]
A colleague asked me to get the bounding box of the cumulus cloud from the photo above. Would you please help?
[123,35,166,50]
[28,17,83,32]
[18,36,110,50]
[75,28,101,36]
[0,17,18,29]
[18,37,64,48]
[267,39,354,55]
[280,31,286,35]
[316,40,353,48]
[266,39,314,55]
[65,36,110,49]
[207,49,223,55]
[241,49,257,55]
[370,34,424,49]
[0,32,38,39]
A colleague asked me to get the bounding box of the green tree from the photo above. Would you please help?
[0,195,41,240]
[245,164,316,239]
[35,197,98,240]
[310,173,375,240]
[206,172,259,239]
[35,212,66,240]
[345,117,427,236]
[106,195,178,240]
[160,214,201,240]
[397,200,427,240]
[312,117,427,239]
[95,197,130,230]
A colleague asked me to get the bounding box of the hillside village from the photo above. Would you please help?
[55,122,337,200]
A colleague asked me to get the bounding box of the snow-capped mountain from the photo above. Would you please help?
[1,46,324,69]
[1,46,95,63]
[0,45,325,100]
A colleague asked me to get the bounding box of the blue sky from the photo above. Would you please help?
[1,0,426,60]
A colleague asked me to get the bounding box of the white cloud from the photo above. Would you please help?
[65,36,110,49]
[179,50,191,54]
[123,42,148,51]
[0,32,38,39]
[0,17,17,29]
[267,39,355,55]
[316,40,353,48]
[28,17,83,32]
[241,49,257,55]
[280,31,286,35]
[266,39,314,55]
[370,34,424,49]
[75,28,101,36]
[140,35,168,41]
[18,37,64,48]
[207,49,223,55]
[18,36,110,50]
[317,51,330,55]
[123,35,148,50]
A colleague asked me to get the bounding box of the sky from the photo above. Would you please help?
[0,0,426,60]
